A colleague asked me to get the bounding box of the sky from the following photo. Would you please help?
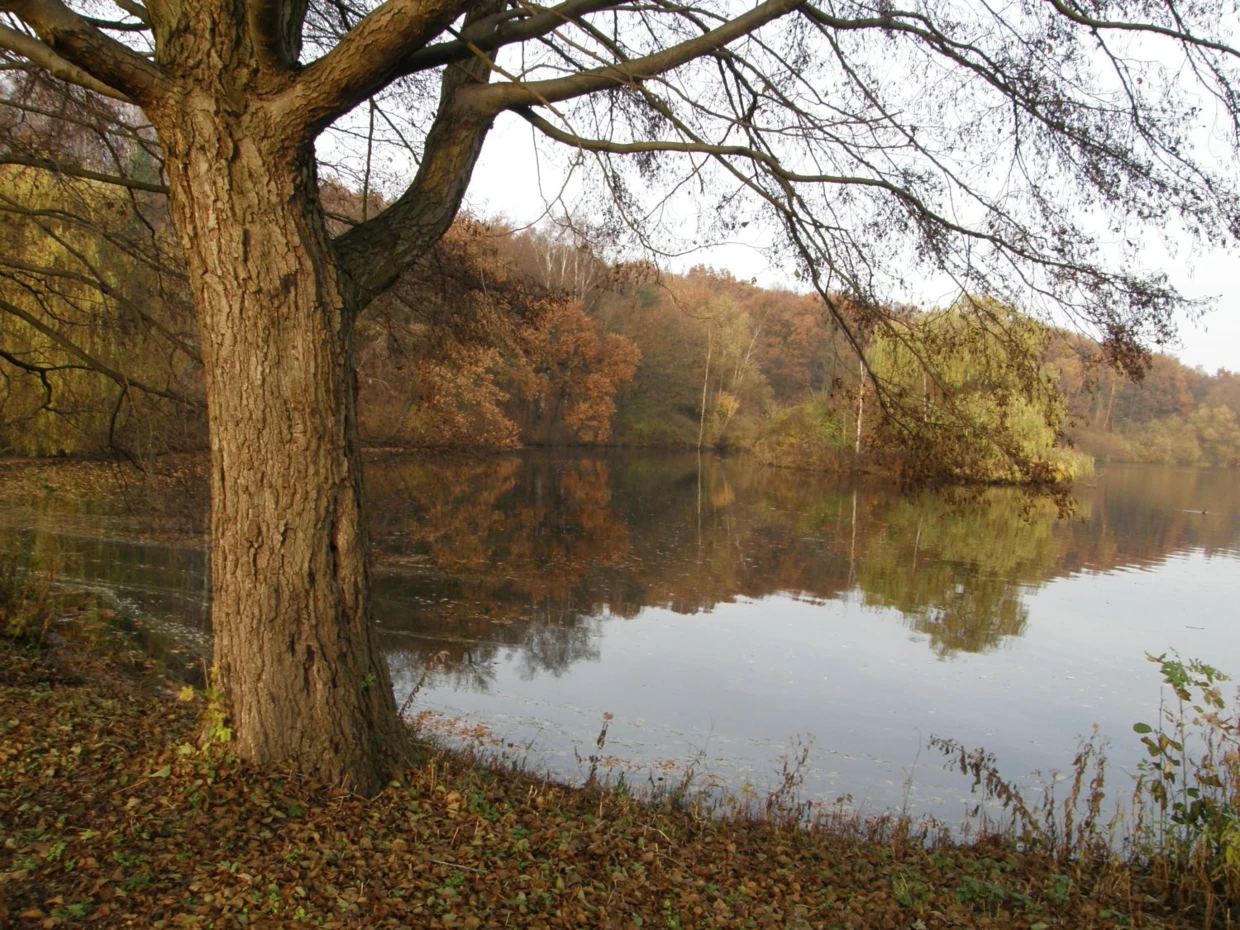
[463,113,1240,376]
[1172,253,1240,374]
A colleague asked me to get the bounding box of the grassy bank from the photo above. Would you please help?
[0,628,1224,930]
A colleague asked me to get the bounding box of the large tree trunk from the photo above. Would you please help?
[159,101,404,794]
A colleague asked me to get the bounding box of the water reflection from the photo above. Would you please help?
[3,454,1238,819]
[367,455,1238,682]
[3,455,1237,684]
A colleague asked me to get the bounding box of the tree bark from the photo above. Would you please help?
[157,97,403,794]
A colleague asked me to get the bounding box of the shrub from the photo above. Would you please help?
[0,552,55,644]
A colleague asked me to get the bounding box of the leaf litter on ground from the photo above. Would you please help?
[0,633,1206,928]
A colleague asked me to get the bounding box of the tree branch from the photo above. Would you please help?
[1046,0,1240,60]
[0,23,132,101]
[82,17,150,32]
[0,247,201,364]
[398,0,623,72]
[248,0,310,72]
[273,0,473,137]
[0,293,198,405]
[517,106,892,185]
[459,0,804,115]
[2,0,167,103]
[112,0,149,26]
[334,3,503,303]
[0,155,168,193]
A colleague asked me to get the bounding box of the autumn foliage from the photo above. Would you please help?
[1,166,1238,476]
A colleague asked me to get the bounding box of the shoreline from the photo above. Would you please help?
[0,631,1210,929]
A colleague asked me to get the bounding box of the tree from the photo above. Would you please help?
[515,297,640,443]
[1190,403,1240,466]
[2,0,1240,791]
[868,298,1090,484]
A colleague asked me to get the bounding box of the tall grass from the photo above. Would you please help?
[1130,653,1240,922]
[934,652,1240,925]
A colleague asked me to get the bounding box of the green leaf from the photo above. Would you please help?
[1133,722,1153,734]
[150,765,172,778]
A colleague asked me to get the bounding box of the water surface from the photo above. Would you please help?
[3,454,1237,823]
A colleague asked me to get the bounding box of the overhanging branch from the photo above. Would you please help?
[0,23,132,101]
[398,0,623,73]
[0,155,168,193]
[460,0,805,114]
[273,0,473,137]
[2,0,167,103]
[0,293,199,405]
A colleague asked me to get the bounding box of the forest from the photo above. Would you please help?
[2,159,1237,475]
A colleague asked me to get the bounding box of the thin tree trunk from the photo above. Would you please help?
[362,98,376,222]
[1101,382,1118,432]
[855,379,865,455]
[848,486,858,585]
[161,113,403,794]
[698,327,713,451]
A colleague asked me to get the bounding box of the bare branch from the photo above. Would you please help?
[0,23,132,101]
[112,0,149,25]
[461,0,805,115]
[0,154,167,192]
[2,0,167,103]
[1046,0,1240,60]
[0,293,197,405]
[273,0,473,136]
[399,0,623,72]
[82,17,149,32]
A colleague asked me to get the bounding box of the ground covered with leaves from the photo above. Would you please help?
[0,636,1207,929]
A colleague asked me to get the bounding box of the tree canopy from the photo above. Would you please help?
[3,0,1239,339]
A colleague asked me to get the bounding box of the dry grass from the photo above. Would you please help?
[928,654,1240,927]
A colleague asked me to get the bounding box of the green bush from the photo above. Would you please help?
[753,397,854,470]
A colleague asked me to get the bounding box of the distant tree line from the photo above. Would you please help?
[1049,340,1240,468]
[1,154,1235,475]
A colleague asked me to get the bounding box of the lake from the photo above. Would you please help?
[2,453,1237,826]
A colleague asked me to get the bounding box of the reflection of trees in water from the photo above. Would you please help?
[370,456,623,687]
[855,493,1059,656]
[1061,466,1239,570]
[514,612,602,680]
[0,521,211,632]
[896,575,1029,657]
[367,455,1055,678]
[9,454,1231,682]
[376,595,603,692]
[382,639,498,694]
[2,456,1231,687]
[363,454,1240,682]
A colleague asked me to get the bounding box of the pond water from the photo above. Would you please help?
[2,453,1238,826]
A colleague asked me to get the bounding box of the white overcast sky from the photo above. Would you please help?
[463,113,1240,376]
